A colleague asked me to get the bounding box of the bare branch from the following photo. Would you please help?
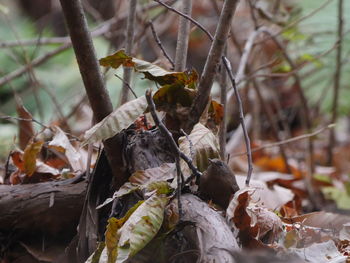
[149,20,174,68]
[154,0,214,41]
[155,0,252,184]
[231,124,335,157]
[59,0,128,190]
[59,0,112,121]
[219,48,228,160]
[0,115,48,129]
[222,57,253,186]
[185,0,239,132]
[0,44,70,87]
[120,0,137,105]
[114,74,137,99]
[145,90,202,186]
[327,0,344,165]
[174,0,192,71]
[0,1,175,48]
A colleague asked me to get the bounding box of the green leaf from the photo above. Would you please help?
[99,50,134,69]
[178,123,220,180]
[145,181,173,195]
[282,26,307,42]
[321,187,350,210]
[297,53,323,68]
[116,194,169,262]
[313,174,332,184]
[82,95,147,145]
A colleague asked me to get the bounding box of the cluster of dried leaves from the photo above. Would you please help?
[2,50,350,263]
[6,125,87,185]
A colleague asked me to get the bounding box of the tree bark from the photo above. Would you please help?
[120,0,137,105]
[174,0,192,71]
[185,0,240,133]
[0,180,86,234]
[59,0,126,187]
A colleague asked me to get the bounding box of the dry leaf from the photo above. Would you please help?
[15,96,35,150]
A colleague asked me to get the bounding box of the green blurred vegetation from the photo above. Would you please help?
[286,0,350,115]
[0,3,152,159]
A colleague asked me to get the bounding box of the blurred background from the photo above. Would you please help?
[0,0,350,168]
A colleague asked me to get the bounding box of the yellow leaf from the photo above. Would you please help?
[23,140,44,177]
[99,50,134,69]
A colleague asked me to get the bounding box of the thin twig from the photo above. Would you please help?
[253,0,335,46]
[155,0,252,184]
[114,74,137,99]
[238,36,342,85]
[210,6,229,160]
[226,25,314,183]
[0,44,71,87]
[186,0,239,132]
[154,0,214,41]
[222,58,253,186]
[148,20,175,69]
[81,0,103,22]
[180,129,194,161]
[0,18,117,48]
[260,28,318,208]
[226,114,253,155]
[248,0,259,29]
[120,0,137,105]
[235,27,265,86]
[3,13,46,121]
[226,21,291,172]
[231,124,335,157]
[0,1,172,49]
[146,90,185,215]
[0,114,81,142]
[175,158,183,216]
[174,0,192,71]
[0,115,49,129]
[219,48,228,159]
[145,90,202,186]
[64,95,88,121]
[327,0,343,165]
[261,28,314,157]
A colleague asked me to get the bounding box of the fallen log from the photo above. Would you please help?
[0,179,86,238]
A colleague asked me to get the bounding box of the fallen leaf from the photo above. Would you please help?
[49,126,85,172]
[236,175,295,210]
[282,211,350,232]
[227,188,282,247]
[15,96,35,150]
[289,240,347,263]
[23,140,44,177]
